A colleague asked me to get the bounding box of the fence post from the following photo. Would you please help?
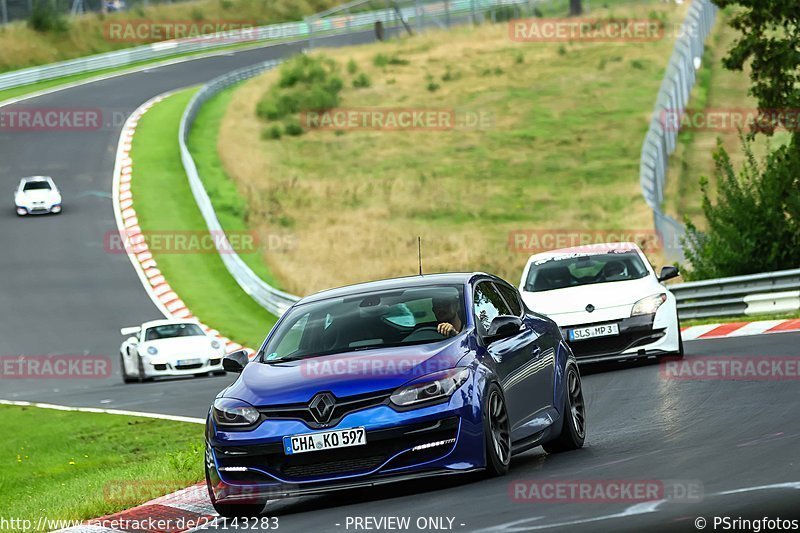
[1,0,8,26]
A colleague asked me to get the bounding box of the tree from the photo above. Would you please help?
[713,0,800,140]
[683,138,800,279]
[681,1,800,279]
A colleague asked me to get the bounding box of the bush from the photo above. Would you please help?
[682,137,800,280]
[373,53,409,67]
[352,72,371,88]
[347,58,358,75]
[284,119,304,136]
[256,55,343,123]
[28,0,68,33]
[262,124,282,140]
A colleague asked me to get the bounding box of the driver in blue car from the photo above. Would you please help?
[433,294,463,337]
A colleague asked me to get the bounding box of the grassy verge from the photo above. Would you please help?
[218,2,690,296]
[682,310,800,328]
[130,88,277,348]
[0,405,203,522]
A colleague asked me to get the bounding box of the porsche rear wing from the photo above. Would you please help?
[120,326,141,336]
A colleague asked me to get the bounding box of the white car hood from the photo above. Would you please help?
[17,190,59,204]
[523,276,662,320]
[141,336,217,359]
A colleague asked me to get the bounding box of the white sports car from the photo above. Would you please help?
[119,319,226,383]
[519,242,683,364]
[15,176,62,215]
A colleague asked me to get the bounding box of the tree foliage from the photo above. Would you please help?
[713,0,800,136]
[683,137,800,280]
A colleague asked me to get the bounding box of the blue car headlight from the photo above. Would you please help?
[390,367,471,408]
[212,398,260,427]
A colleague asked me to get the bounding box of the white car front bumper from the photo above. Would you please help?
[550,298,680,363]
[142,355,224,377]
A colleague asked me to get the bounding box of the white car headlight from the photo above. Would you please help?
[631,293,667,316]
[210,340,221,350]
[146,346,158,355]
[390,368,471,408]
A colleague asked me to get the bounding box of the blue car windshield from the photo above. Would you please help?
[261,284,465,362]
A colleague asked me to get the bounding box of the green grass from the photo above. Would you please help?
[187,87,282,288]
[130,88,277,348]
[0,405,203,522]
[682,310,800,327]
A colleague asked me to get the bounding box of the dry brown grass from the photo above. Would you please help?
[219,4,690,295]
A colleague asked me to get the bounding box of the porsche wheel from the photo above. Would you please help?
[121,354,136,384]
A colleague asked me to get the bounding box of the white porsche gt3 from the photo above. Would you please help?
[519,242,683,364]
[15,176,62,215]
[119,319,226,383]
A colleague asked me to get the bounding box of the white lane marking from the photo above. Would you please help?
[717,481,800,495]
[0,399,204,424]
[474,501,665,531]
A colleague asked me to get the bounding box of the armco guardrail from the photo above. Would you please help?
[179,59,301,317]
[639,0,718,263]
[0,0,526,93]
[671,269,800,320]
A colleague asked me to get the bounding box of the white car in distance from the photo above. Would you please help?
[15,176,62,215]
[519,243,683,364]
[119,320,227,383]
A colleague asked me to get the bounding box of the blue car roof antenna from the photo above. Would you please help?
[418,236,423,276]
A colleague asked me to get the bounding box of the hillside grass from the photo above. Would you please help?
[218,2,690,296]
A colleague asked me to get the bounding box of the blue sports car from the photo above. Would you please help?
[205,273,586,516]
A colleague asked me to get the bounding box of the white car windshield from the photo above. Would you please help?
[525,252,649,292]
[144,323,205,341]
[23,181,51,191]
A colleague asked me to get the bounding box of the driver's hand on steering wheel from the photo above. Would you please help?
[437,322,457,337]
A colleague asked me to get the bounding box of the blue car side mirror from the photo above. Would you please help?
[222,349,250,373]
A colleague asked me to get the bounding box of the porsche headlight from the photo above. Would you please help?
[390,368,471,408]
[146,346,158,355]
[212,398,260,427]
[210,340,221,350]
[631,293,667,316]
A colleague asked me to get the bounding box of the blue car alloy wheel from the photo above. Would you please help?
[204,273,586,517]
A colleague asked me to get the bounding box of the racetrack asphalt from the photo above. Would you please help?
[1,26,798,533]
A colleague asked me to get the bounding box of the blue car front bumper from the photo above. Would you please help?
[206,389,486,502]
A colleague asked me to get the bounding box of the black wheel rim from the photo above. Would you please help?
[488,390,511,465]
[568,369,586,439]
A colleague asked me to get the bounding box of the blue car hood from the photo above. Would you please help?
[224,337,469,406]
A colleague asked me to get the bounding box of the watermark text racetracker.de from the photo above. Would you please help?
[509,18,664,42]
[104,229,296,255]
[510,479,703,503]
[300,108,493,131]
[0,356,111,379]
[103,19,257,43]
[507,229,673,255]
[661,357,800,381]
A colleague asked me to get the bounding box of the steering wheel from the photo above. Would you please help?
[403,326,446,342]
